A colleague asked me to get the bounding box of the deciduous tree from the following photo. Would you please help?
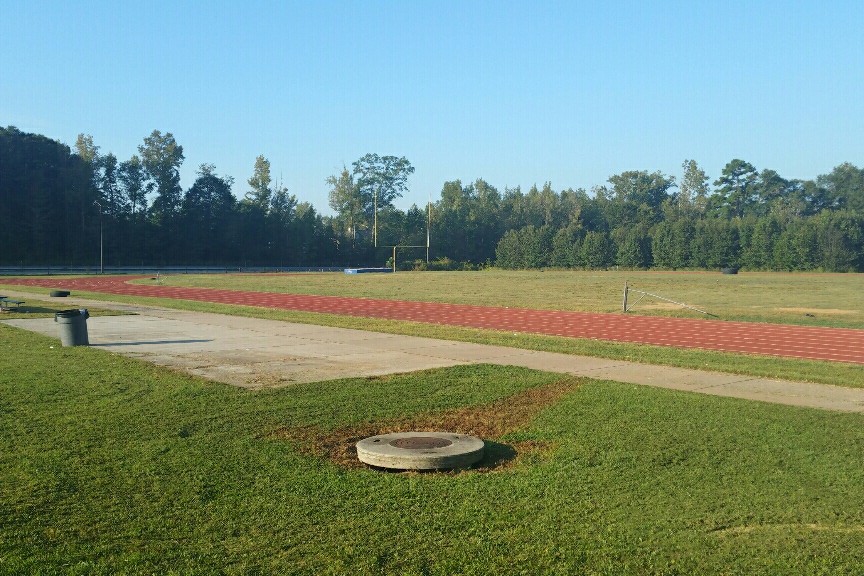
[818,162,864,212]
[327,167,363,245]
[119,155,149,216]
[679,159,709,214]
[139,130,184,225]
[580,230,614,269]
[181,164,235,264]
[352,153,414,246]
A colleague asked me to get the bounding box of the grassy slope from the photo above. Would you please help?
[2,324,864,575]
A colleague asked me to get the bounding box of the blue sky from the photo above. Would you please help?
[2,0,862,214]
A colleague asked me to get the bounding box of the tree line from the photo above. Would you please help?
[482,160,864,272]
[1,127,336,268]
[2,125,863,272]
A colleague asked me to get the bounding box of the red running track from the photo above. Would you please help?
[6,275,863,365]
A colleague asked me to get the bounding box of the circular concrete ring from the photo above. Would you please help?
[356,431,485,470]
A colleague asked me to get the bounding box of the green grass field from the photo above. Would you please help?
[2,324,864,575]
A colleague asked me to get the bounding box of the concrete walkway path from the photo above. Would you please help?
[3,291,864,413]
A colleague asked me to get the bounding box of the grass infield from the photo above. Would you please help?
[1,325,863,574]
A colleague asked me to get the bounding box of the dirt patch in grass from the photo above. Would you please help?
[267,377,580,471]
[637,303,686,311]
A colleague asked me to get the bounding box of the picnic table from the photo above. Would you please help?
[0,297,25,311]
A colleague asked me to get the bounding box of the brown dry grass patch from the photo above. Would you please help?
[774,307,857,316]
[636,302,683,311]
[267,377,581,471]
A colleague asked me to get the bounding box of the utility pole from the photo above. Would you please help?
[93,201,103,274]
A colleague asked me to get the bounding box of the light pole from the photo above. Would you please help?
[93,200,103,274]
[426,199,431,264]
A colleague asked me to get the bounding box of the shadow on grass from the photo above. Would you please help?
[0,305,51,318]
[0,303,130,319]
[476,439,518,468]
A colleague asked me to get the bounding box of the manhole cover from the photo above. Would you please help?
[356,431,484,470]
[390,436,453,449]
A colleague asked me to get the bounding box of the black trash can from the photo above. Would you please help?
[54,309,89,346]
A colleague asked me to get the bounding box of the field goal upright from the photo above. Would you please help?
[385,244,428,272]
[381,200,432,272]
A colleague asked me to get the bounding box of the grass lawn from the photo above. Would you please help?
[2,324,864,575]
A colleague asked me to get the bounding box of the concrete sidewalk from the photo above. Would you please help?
[3,291,863,413]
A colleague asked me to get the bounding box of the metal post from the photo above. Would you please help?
[392,246,396,273]
[622,281,628,312]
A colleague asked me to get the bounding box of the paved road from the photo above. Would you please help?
[4,275,863,364]
[3,291,863,413]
